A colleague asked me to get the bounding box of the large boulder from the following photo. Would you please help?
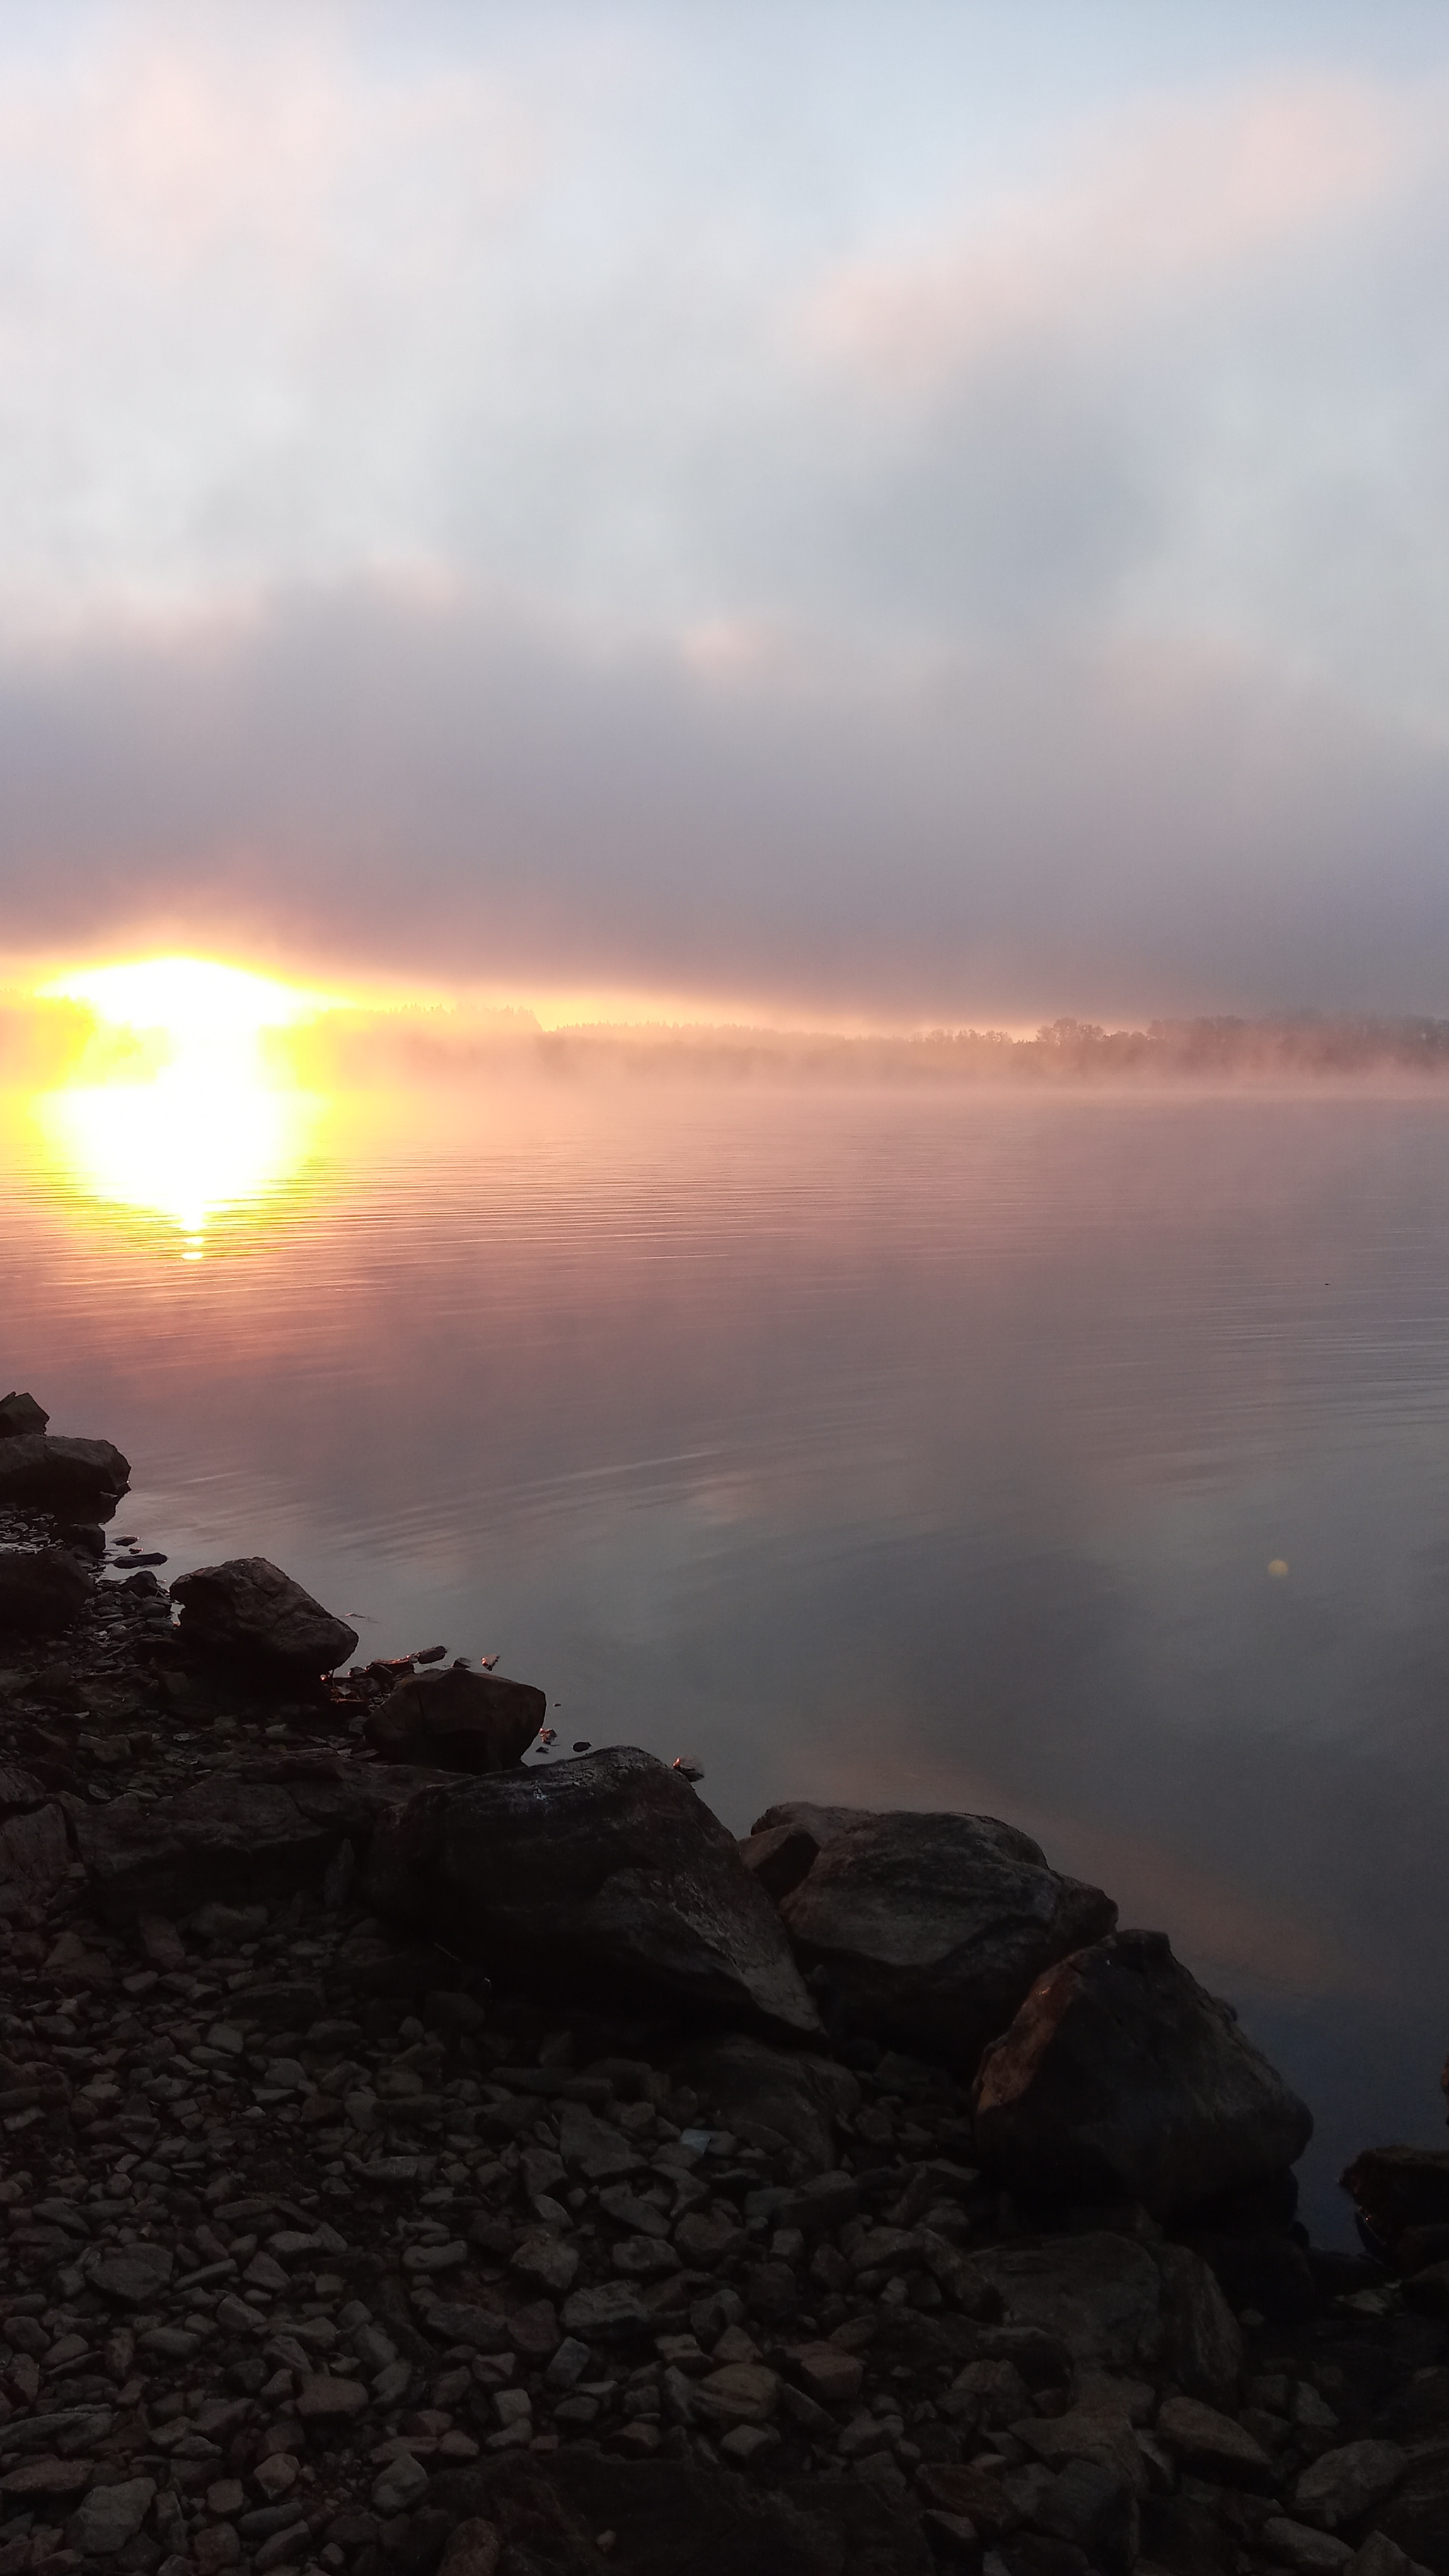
[0,1545,92,1634]
[973,1927,1313,2219]
[0,1434,129,1515]
[365,1667,545,1771]
[0,1391,48,1439]
[170,1556,357,1677]
[366,1746,823,2040]
[75,1757,444,1924]
[751,1801,1116,2068]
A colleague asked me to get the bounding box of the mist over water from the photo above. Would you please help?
[6,1068,1449,2235]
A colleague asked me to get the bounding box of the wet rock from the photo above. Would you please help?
[365,1667,546,1772]
[756,1801,1116,2066]
[973,1928,1313,2218]
[672,2031,860,2168]
[170,1554,358,1677]
[0,1433,129,1513]
[0,1390,48,1438]
[368,1745,822,2038]
[0,1546,92,1634]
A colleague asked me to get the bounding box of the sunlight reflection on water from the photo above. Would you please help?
[27,1058,325,1257]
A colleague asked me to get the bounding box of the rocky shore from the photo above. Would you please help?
[4,1398,1449,2576]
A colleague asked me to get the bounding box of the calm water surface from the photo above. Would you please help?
[6,1070,1449,2238]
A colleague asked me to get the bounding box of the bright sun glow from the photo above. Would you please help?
[45,956,329,1044]
[33,957,333,1257]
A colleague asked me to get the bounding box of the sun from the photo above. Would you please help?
[42,955,332,1040]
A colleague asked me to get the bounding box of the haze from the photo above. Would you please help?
[1,1,1448,1024]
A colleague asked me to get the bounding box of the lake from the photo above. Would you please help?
[6,1065,1449,2239]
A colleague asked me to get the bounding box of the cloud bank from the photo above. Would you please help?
[0,2,1446,1017]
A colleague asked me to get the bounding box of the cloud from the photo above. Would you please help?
[808,75,1406,392]
[0,577,1446,1021]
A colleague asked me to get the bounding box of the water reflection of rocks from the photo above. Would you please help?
[2,1397,1449,2576]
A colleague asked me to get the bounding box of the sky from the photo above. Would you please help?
[1,0,1449,1025]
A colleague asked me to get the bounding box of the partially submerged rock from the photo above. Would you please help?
[754,1800,1116,2067]
[0,1433,129,1515]
[365,1665,545,1771]
[368,1745,822,2040]
[0,1545,92,1635]
[972,1927,1313,2219]
[170,1555,358,1677]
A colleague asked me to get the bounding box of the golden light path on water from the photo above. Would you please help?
[28,957,334,1259]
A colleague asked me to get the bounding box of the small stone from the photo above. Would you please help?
[692,2363,781,2428]
[193,2530,241,2576]
[254,2456,299,2501]
[611,2236,681,2281]
[675,2210,747,2269]
[371,2452,429,2514]
[67,2476,156,2557]
[719,2424,780,2464]
[562,2283,654,2343]
[790,2341,865,2405]
[0,2457,93,2500]
[296,2372,369,2420]
[83,2244,173,2306]
[507,2301,562,2363]
[510,2231,579,2296]
[207,2480,246,2517]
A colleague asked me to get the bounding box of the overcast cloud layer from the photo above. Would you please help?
[2,0,1449,1020]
